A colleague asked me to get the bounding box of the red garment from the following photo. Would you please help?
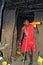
[21,24,36,52]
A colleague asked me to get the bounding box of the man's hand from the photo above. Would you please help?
[36,25,39,34]
[34,25,39,34]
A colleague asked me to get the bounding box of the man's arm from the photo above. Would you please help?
[36,25,39,33]
[34,25,39,33]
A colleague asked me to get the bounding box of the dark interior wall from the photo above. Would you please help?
[34,12,43,22]
[17,15,23,40]
[17,12,34,40]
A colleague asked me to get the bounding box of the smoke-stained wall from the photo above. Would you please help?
[1,10,17,61]
[34,12,43,22]
[34,12,43,56]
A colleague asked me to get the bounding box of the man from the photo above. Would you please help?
[20,18,39,65]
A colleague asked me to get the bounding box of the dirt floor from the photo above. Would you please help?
[10,23,43,65]
[11,54,38,65]
[0,24,43,65]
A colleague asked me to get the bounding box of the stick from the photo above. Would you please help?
[22,52,26,65]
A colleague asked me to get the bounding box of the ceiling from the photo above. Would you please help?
[5,0,43,8]
[0,0,43,14]
[5,0,43,13]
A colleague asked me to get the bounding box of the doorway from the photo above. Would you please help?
[16,12,34,40]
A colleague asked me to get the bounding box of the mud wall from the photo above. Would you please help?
[1,10,17,61]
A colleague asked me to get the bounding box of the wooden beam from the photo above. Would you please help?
[17,9,43,14]
[0,0,5,41]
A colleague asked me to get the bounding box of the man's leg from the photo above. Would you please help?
[29,50,33,65]
[21,52,27,61]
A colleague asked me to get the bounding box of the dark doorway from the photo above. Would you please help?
[16,12,34,40]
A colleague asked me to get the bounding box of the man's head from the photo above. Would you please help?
[23,19,29,26]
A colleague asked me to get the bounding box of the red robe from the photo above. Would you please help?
[21,24,36,52]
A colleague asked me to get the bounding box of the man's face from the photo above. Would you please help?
[24,20,29,26]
